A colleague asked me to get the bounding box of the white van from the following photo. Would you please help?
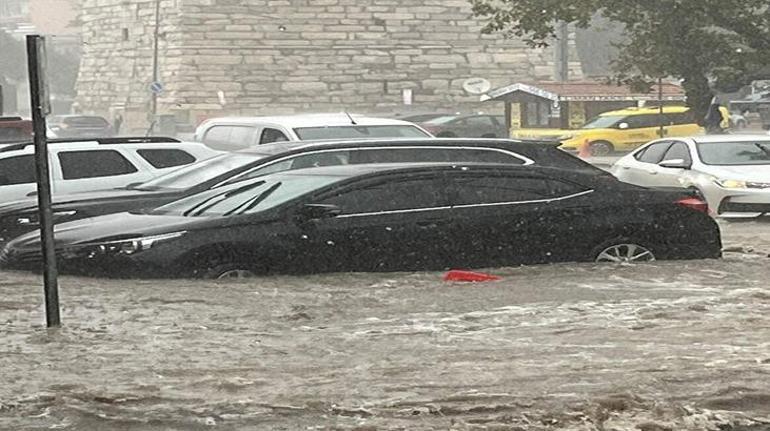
[194,113,433,151]
[0,137,222,203]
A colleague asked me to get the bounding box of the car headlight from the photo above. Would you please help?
[65,231,186,258]
[715,179,748,189]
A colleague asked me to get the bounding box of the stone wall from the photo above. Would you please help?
[75,0,583,129]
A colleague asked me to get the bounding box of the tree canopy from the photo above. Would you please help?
[470,0,770,120]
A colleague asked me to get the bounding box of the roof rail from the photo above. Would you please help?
[0,136,181,153]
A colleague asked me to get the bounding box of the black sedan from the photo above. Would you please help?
[0,138,605,247]
[0,163,722,279]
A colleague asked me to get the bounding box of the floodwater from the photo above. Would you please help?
[1,220,770,430]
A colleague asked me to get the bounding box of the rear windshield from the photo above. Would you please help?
[135,153,263,190]
[61,116,110,127]
[696,141,770,165]
[293,125,430,140]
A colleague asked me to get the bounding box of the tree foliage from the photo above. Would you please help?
[470,0,770,120]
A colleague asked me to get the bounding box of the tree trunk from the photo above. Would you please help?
[681,74,713,126]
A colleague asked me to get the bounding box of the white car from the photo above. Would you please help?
[610,135,770,217]
[0,137,222,203]
[194,113,433,151]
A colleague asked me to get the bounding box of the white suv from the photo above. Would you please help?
[194,113,432,151]
[0,137,222,202]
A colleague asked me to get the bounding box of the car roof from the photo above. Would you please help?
[200,113,419,128]
[0,137,206,154]
[236,137,559,156]
[601,106,690,116]
[691,134,770,144]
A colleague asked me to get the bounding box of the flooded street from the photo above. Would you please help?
[1,221,770,430]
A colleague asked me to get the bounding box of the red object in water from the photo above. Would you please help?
[443,269,501,282]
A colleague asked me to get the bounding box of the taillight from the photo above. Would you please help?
[675,197,709,214]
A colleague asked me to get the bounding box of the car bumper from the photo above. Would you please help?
[710,187,770,217]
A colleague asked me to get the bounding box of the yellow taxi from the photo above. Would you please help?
[555,106,729,156]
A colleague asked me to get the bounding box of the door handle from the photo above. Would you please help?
[647,170,658,175]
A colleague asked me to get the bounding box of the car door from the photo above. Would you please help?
[53,149,145,195]
[613,141,673,187]
[0,154,38,202]
[442,171,570,268]
[619,114,664,148]
[294,174,453,272]
[653,140,693,187]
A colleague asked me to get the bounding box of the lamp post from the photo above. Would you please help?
[149,0,161,134]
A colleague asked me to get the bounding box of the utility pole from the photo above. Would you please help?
[555,22,569,82]
[26,35,60,328]
[658,77,665,138]
[149,0,161,134]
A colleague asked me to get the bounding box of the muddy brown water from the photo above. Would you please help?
[1,220,770,430]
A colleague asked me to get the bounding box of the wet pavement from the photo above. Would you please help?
[1,220,770,430]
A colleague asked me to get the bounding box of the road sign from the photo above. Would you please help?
[463,77,492,95]
[150,81,164,94]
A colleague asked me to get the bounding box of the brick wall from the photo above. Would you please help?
[75,0,583,128]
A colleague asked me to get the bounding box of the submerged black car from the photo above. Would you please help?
[1,163,721,279]
[0,138,604,247]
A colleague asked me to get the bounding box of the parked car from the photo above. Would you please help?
[419,114,508,138]
[47,115,115,139]
[0,137,222,203]
[194,113,432,151]
[0,163,721,278]
[0,138,606,247]
[518,106,731,156]
[0,117,33,144]
[610,135,770,217]
[399,113,454,124]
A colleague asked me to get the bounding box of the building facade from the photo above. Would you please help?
[74,0,583,130]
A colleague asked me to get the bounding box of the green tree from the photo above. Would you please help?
[470,0,770,121]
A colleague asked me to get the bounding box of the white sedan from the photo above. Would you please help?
[610,135,770,218]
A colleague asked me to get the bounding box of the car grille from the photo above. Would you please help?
[719,201,770,214]
[0,246,43,267]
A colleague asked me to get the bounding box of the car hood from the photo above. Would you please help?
[0,188,179,216]
[702,164,770,182]
[8,212,209,250]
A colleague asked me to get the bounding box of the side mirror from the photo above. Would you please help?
[658,158,691,169]
[617,122,630,130]
[294,204,341,222]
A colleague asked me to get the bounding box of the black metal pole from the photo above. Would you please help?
[150,0,161,133]
[658,77,665,138]
[26,35,60,328]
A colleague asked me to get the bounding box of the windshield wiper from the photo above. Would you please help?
[754,143,770,158]
[224,182,281,216]
[184,181,265,217]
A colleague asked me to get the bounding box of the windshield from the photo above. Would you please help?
[581,115,625,129]
[151,174,342,217]
[697,141,770,165]
[293,125,430,140]
[134,153,263,190]
[423,116,459,125]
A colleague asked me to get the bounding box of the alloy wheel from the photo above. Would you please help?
[595,244,656,263]
[216,269,256,279]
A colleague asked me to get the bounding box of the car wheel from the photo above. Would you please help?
[589,141,613,157]
[593,240,656,263]
[436,131,456,137]
[203,263,257,280]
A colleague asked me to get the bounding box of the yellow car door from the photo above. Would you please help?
[665,111,704,137]
[615,114,663,150]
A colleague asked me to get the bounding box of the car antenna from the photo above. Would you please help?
[344,111,357,125]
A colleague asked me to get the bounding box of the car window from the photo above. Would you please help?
[202,125,257,150]
[460,116,496,128]
[137,149,197,169]
[635,142,672,164]
[260,128,290,144]
[293,125,430,140]
[448,175,554,206]
[348,148,526,164]
[317,177,446,214]
[666,112,694,125]
[661,142,691,163]
[58,150,138,179]
[696,141,770,165]
[624,114,663,129]
[0,155,36,185]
